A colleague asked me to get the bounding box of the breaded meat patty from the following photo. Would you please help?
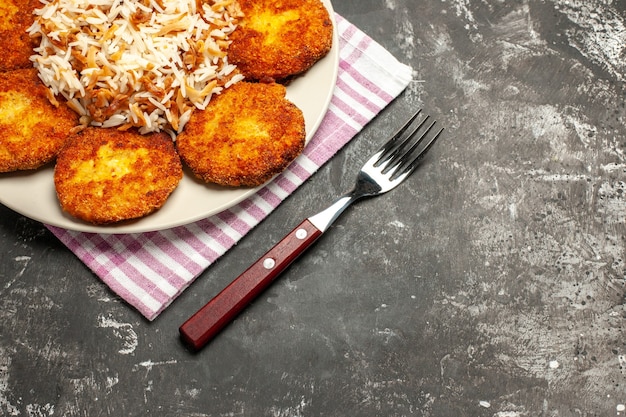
[176,81,305,187]
[228,0,333,81]
[0,68,79,172]
[54,128,183,224]
[0,0,39,71]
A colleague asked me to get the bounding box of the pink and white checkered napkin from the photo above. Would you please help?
[46,14,413,320]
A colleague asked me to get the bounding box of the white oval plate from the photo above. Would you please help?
[0,0,338,234]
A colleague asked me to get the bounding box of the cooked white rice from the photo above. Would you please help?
[28,0,245,135]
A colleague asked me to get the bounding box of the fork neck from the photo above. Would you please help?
[307,193,361,232]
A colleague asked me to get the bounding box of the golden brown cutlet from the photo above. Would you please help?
[54,128,183,224]
[0,0,40,72]
[176,81,305,187]
[0,68,79,172]
[228,0,333,82]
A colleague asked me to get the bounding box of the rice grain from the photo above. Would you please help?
[29,0,245,136]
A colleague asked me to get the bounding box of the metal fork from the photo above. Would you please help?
[180,109,443,350]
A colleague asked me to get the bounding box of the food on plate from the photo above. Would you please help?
[0,68,79,173]
[28,0,244,134]
[0,0,39,71]
[228,0,333,82]
[176,81,305,187]
[0,0,335,226]
[54,128,182,224]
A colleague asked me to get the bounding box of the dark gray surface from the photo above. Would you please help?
[1,0,625,416]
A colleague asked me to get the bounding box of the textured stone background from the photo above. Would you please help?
[1,0,625,416]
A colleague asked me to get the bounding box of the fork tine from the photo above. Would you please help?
[390,121,443,180]
[376,109,426,166]
[383,116,435,173]
[375,109,441,175]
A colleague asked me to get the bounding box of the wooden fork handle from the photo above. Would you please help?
[179,219,323,351]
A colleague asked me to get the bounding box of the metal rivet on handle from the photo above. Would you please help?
[263,258,276,270]
[296,228,308,240]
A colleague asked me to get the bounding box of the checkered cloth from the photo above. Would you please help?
[47,14,413,320]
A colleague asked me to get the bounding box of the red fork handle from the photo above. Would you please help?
[179,219,323,351]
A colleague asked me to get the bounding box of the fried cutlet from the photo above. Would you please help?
[0,0,39,72]
[0,68,79,172]
[228,0,333,82]
[54,128,183,224]
[176,81,305,187]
